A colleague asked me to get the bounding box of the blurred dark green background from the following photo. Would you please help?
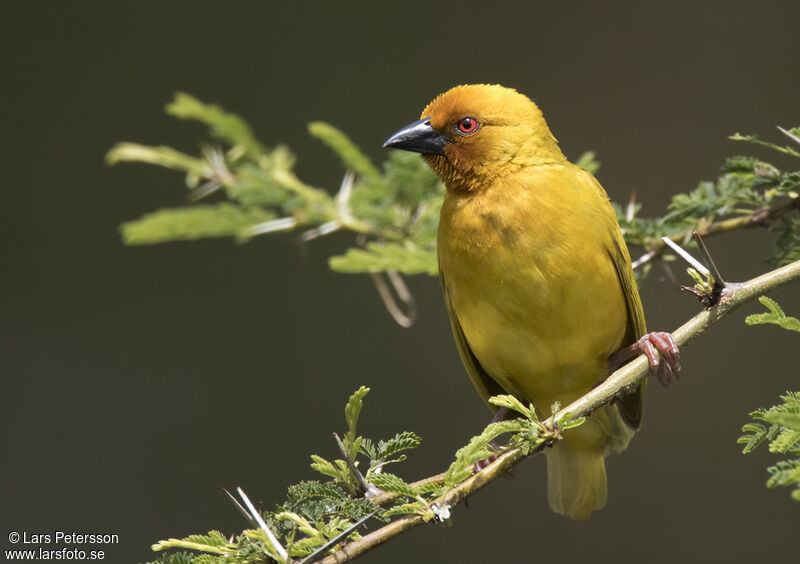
[2,2,799,562]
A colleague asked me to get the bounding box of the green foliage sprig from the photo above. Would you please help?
[108,94,800,283]
[739,297,800,501]
[739,391,800,501]
[107,93,443,276]
[745,296,800,332]
[144,386,574,564]
[620,128,800,277]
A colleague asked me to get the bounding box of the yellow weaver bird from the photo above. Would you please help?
[384,84,679,519]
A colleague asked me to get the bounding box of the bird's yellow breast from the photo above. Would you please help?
[438,163,628,413]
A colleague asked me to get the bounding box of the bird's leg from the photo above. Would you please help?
[608,332,681,387]
[474,406,510,473]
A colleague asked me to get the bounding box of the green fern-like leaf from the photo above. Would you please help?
[152,531,233,556]
[276,480,376,527]
[745,296,800,332]
[183,532,229,548]
[141,552,196,564]
[106,143,208,176]
[721,155,766,174]
[275,511,318,537]
[489,394,537,421]
[224,163,296,207]
[557,412,586,432]
[383,501,426,518]
[763,391,800,453]
[374,431,422,461]
[287,535,326,557]
[309,455,342,481]
[380,150,443,210]
[121,204,276,245]
[766,459,800,488]
[308,122,382,183]
[738,422,773,454]
[766,410,800,432]
[358,437,377,460]
[730,131,800,158]
[769,213,800,266]
[329,242,438,275]
[344,386,369,459]
[167,92,266,158]
[190,555,235,564]
[768,428,800,454]
[444,419,529,487]
[368,472,417,497]
[740,391,800,501]
[573,151,601,175]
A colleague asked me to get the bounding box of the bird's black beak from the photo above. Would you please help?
[382,117,449,155]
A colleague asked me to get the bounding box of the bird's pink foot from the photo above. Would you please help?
[609,332,681,387]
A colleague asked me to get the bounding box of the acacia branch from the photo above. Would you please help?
[317,257,800,564]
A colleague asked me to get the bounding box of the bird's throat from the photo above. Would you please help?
[422,154,497,193]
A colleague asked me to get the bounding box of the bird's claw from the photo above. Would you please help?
[637,332,681,387]
[609,331,681,387]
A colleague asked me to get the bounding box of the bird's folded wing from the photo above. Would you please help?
[607,229,647,429]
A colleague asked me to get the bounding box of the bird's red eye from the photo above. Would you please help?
[456,117,479,135]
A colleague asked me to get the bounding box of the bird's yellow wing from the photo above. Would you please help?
[607,215,647,429]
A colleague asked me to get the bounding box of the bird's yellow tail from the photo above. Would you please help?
[545,444,607,520]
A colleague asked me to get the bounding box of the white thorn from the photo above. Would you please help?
[236,487,288,563]
[777,126,800,147]
[626,192,637,223]
[243,217,297,237]
[631,250,656,270]
[188,179,223,202]
[300,221,341,242]
[336,170,356,224]
[660,236,710,276]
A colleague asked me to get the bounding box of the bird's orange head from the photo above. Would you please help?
[384,84,565,191]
